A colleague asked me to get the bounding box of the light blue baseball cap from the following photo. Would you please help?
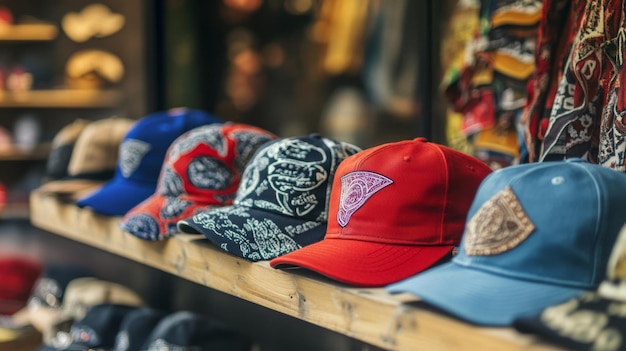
[387,158,626,326]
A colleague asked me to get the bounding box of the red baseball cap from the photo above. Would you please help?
[270,138,493,287]
[120,122,277,240]
[0,256,41,315]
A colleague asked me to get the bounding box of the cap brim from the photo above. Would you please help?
[177,205,326,261]
[5,306,31,329]
[120,193,217,241]
[270,238,453,287]
[386,262,583,326]
[37,179,104,196]
[26,305,66,335]
[76,177,156,217]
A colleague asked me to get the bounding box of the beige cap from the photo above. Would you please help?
[38,117,135,196]
[65,49,125,88]
[44,119,89,182]
[27,277,144,346]
[62,4,126,43]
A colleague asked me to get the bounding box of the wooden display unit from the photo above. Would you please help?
[0,23,58,41]
[29,190,565,351]
[0,90,123,108]
[0,143,50,160]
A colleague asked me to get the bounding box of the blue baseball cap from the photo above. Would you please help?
[176,134,362,261]
[387,158,626,326]
[76,108,222,216]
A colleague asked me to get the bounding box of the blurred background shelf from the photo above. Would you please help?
[0,90,123,108]
[0,202,30,219]
[0,143,50,160]
[0,23,58,41]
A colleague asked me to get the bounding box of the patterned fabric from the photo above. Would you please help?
[444,0,542,167]
[522,0,581,162]
[120,123,277,241]
[524,0,626,171]
[178,134,362,261]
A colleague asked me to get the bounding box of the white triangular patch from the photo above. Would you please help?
[337,171,392,227]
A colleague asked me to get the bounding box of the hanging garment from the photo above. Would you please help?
[537,0,626,171]
[444,0,542,167]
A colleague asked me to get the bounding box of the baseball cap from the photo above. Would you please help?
[119,122,277,241]
[512,223,626,350]
[76,108,223,216]
[43,119,89,182]
[8,265,94,329]
[386,158,626,326]
[112,307,168,351]
[0,256,41,316]
[269,137,493,286]
[56,304,139,351]
[32,277,144,348]
[177,134,362,261]
[38,117,136,197]
[140,310,252,351]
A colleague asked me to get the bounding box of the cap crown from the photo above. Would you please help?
[325,138,492,245]
[28,265,93,309]
[45,119,89,180]
[115,109,222,185]
[113,308,167,351]
[157,123,276,205]
[61,278,144,320]
[454,158,626,288]
[233,134,362,222]
[66,304,137,350]
[68,117,135,178]
[141,311,250,351]
[0,257,41,315]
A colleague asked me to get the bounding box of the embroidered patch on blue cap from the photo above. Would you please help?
[464,186,535,256]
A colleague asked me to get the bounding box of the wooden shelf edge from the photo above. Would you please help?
[29,190,564,351]
[0,90,123,108]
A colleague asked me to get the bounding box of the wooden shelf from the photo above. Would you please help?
[0,143,50,160]
[0,90,123,108]
[1,202,30,219]
[29,190,564,351]
[0,23,58,41]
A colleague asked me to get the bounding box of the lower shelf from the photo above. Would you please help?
[29,190,563,351]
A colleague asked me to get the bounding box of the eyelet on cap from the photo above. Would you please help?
[551,176,564,185]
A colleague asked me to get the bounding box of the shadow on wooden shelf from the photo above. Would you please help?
[28,190,565,351]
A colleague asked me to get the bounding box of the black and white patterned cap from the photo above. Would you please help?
[177,134,362,261]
